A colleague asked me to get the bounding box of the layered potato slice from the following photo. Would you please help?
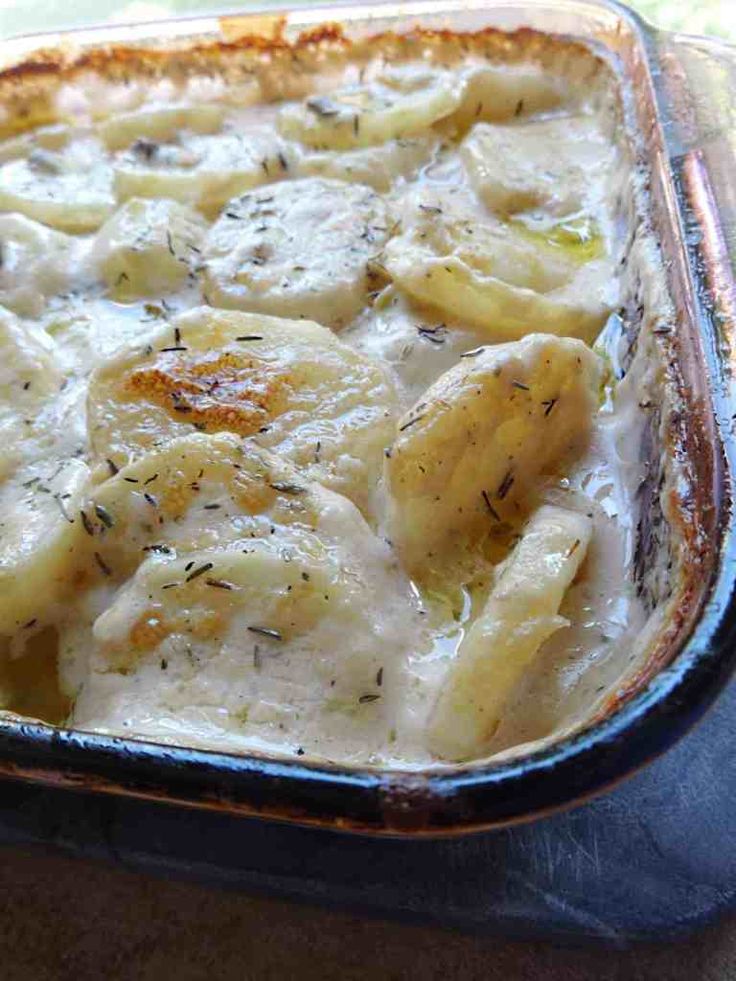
[97,102,226,151]
[0,308,90,634]
[383,187,614,341]
[43,299,175,376]
[461,115,613,217]
[296,136,437,192]
[0,457,90,636]
[0,214,80,318]
[385,333,602,580]
[0,137,115,232]
[65,432,421,758]
[448,63,565,131]
[278,64,462,150]
[203,178,390,328]
[87,306,398,514]
[113,127,298,217]
[428,504,591,760]
[0,307,64,473]
[92,197,207,300]
[0,123,72,165]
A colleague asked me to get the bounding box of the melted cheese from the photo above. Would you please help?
[0,42,649,769]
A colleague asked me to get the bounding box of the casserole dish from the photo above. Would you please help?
[0,0,735,835]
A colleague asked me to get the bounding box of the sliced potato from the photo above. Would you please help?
[0,306,61,404]
[65,432,420,758]
[0,307,64,474]
[113,128,298,216]
[296,137,436,192]
[278,64,461,150]
[383,187,614,341]
[98,102,225,150]
[449,63,565,131]
[461,116,612,216]
[386,333,601,579]
[0,123,72,164]
[203,178,389,328]
[0,138,114,232]
[428,504,591,760]
[0,456,90,635]
[87,306,398,514]
[0,214,80,318]
[42,299,172,376]
[92,197,207,300]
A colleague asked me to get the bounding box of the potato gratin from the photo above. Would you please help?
[0,31,668,767]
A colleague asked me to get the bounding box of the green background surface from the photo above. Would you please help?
[0,0,734,42]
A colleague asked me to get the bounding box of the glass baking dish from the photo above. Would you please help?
[0,0,735,835]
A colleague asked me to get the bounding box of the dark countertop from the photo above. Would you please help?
[0,843,735,980]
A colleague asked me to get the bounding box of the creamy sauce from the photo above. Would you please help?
[0,45,650,768]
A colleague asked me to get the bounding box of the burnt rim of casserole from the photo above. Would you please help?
[0,5,734,835]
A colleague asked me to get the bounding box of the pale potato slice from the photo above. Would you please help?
[449,63,565,131]
[92,197,207,300]
[428,504,591,760]
[97,102,225,150]
[113,128,298,216]
[383,187,614,341]
[0,138,115,232]
[0,123,72,164]
[296,137,436,192]
[65,432,421,759]
[203,178,389,328]
[461,116,613,216]
[42,299,172,376]
[386,333,601,579]
[0,456,90,635]
[0,305,89,520]
[0,312,90,634]
[87,306,398,514]
[0,307,61,405]
[0,307,64,474]
[0,214,78,317]
[278,64,461,150]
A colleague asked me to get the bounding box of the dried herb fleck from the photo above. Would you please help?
[269,481,306,495]
[247,625,283,640]
[94,551,112,576]
[481,490,501,522]
[497,470,514,500]
[399,414,425,432]
[94,504,114,529]
[185,561,213,582]
[205,578,235,590]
